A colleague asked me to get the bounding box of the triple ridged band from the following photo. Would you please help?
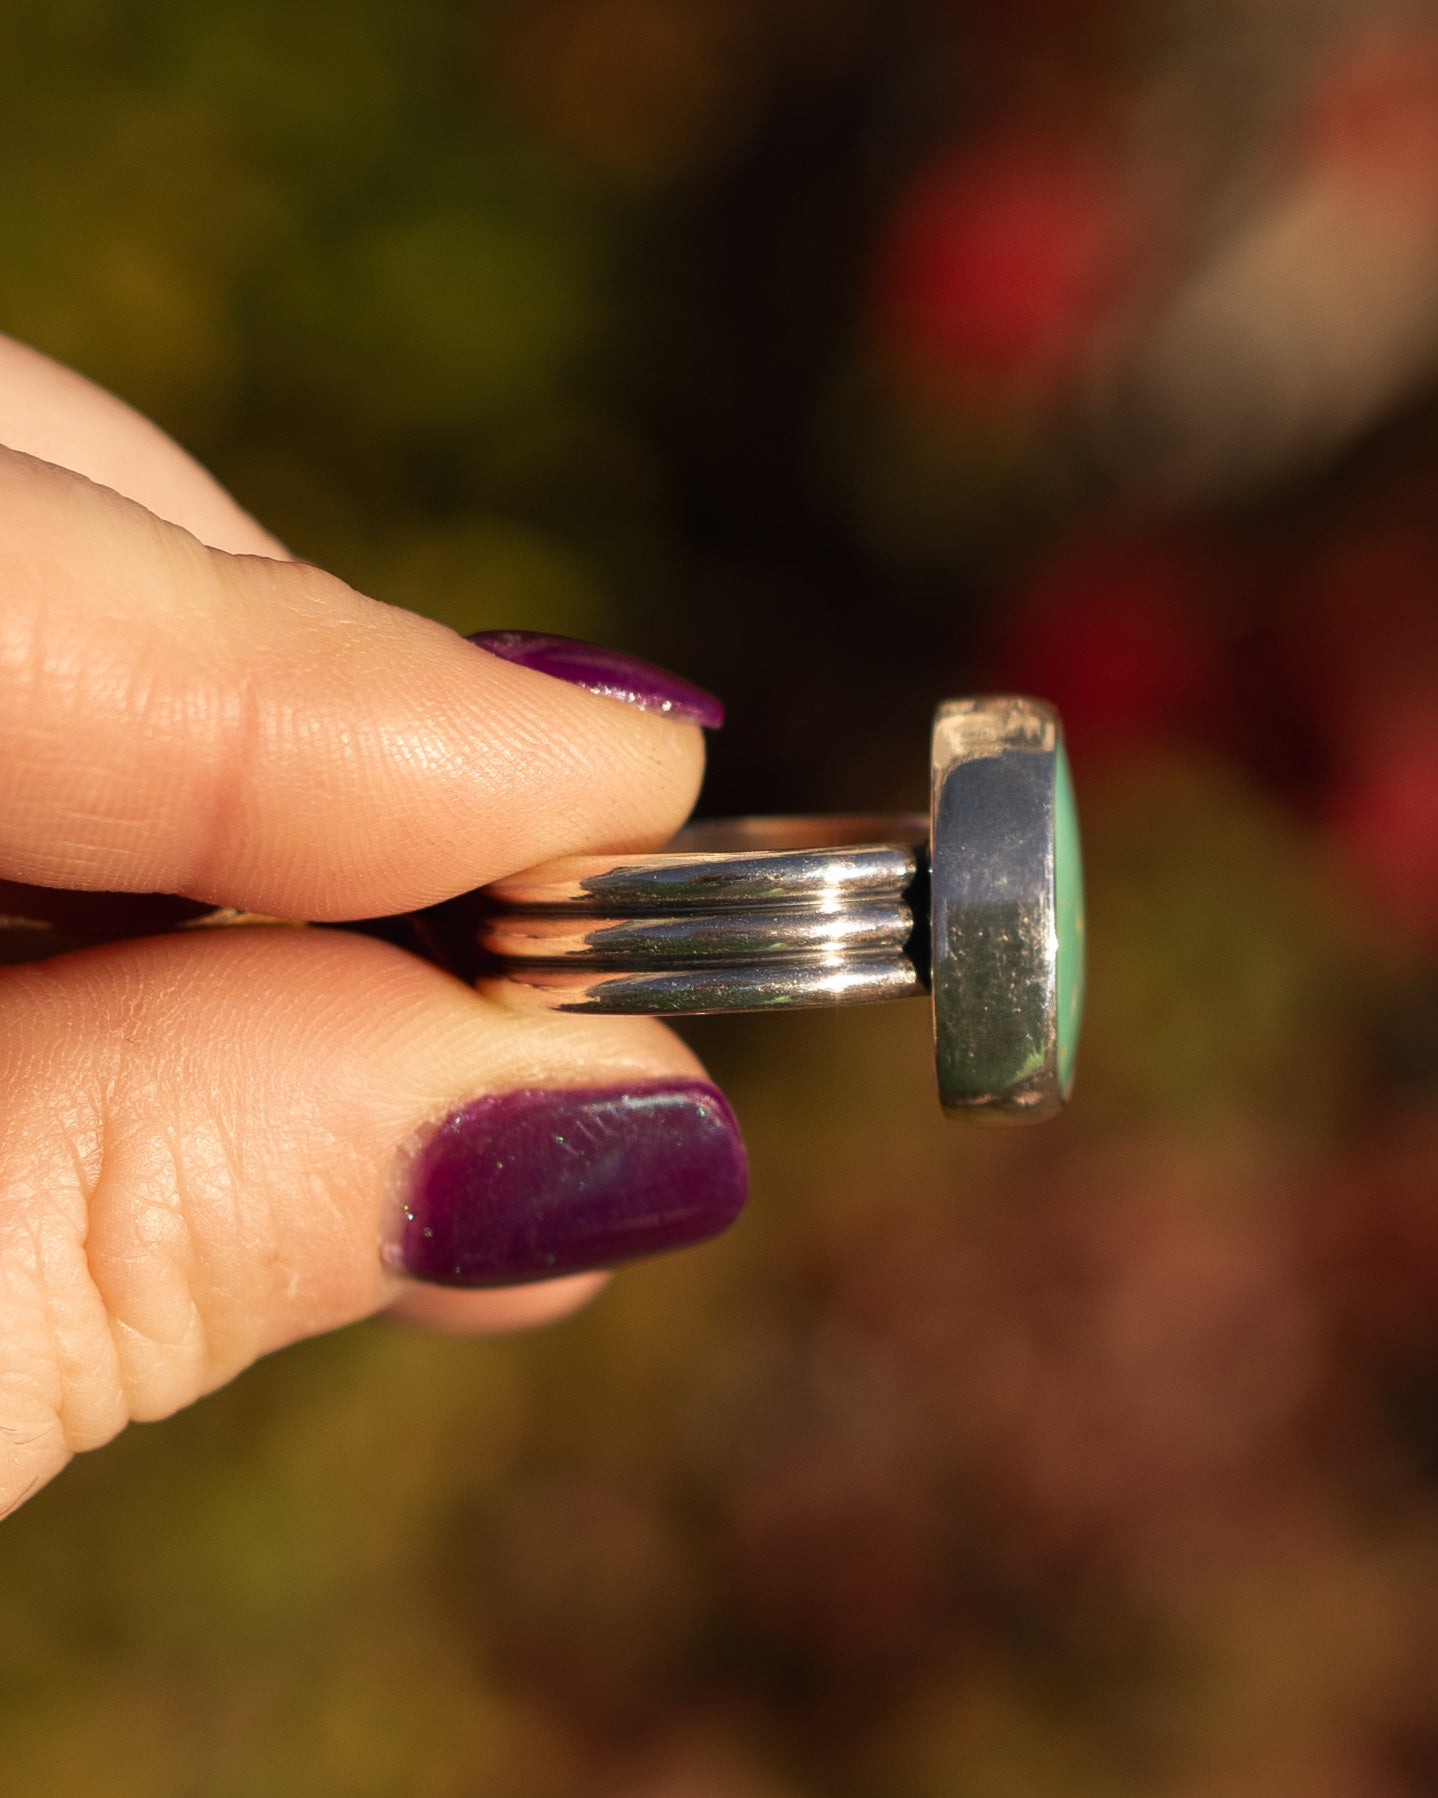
[475,813,928,1015]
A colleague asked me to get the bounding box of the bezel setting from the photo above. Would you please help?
[929,696,1083,1122]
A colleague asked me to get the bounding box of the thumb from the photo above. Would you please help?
[0,927,746,1518]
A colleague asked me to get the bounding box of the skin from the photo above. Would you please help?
[0,334,714,1517]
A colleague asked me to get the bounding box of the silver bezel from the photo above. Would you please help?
[930,696,1066,1122]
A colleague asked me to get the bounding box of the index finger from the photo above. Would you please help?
[0,447,711,918]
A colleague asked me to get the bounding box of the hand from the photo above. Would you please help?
[0,335,746,1518]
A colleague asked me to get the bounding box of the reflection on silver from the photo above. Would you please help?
[478,812,926,1016]
[486,956,924,1014]
[480,900,914,965]
[486,816,926,912]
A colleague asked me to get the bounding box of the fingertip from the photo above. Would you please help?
[384,1272,611,1335]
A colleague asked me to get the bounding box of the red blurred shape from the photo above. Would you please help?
[1313,1121,1438,1356]
[1330,705,1438,943]
[874,132,1128,397]
[1308,29,1438,210]
[1289,527,1438,748]
[993,537,1225,754]
[1283,524,1438,929]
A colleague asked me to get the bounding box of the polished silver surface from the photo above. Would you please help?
[928,696,1065,1123]
[480,954,924,1014]
[478,814,928,1017]
[485,815,925,912]
[480,899,914,966]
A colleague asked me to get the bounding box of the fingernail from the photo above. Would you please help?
[470,630,724,729]
[386,1080,747,1288]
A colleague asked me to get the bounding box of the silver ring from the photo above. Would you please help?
[471,696,1086,1122]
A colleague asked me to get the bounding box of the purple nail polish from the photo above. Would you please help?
[470,630,724,729]
[386,1080,747,1287]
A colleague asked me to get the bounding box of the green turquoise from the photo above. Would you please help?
[1053,742,1085,1097]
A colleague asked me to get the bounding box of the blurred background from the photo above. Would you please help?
[2,1,1437,1792]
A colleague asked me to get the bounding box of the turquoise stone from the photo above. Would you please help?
[1053,742,1085,1097]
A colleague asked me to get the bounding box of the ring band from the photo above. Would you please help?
[474,816,925,1013]
[468,696,1085,1123]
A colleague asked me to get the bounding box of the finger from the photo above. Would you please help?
[0,332,285,556]
[388,1274,610,1335]
[0,446,710,915]
[0,927,746,1516]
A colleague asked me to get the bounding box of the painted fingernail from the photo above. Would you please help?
[470,630,724,729]
[386,1080,747,1288]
